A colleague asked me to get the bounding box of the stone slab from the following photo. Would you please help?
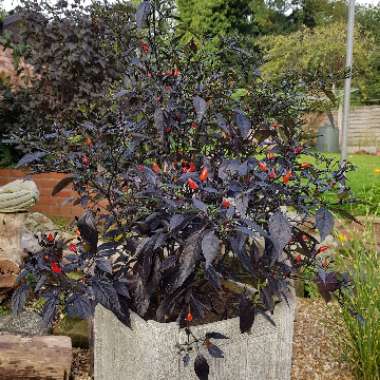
[94,295,296,380]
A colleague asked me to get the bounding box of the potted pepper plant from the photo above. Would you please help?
[11,1,353,379]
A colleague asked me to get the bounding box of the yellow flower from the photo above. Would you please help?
[374,168,380,175]
[337,233,347,243]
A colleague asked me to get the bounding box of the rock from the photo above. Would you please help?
[0,179,39,213]
[53,317,90,348]
[0,310,48,336]
[0,213,24,292]
[23,212,56,234]
[20,212,76,254]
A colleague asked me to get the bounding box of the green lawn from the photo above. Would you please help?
[320,153,380,216]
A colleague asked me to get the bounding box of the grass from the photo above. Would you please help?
[335,227,380,380]
[339,153,380,215]
[307,153,380,216]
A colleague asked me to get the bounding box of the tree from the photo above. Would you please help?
[288,0,346,29]
[356,4,380,104]
[176,0,299,45]
[258,22,373,108]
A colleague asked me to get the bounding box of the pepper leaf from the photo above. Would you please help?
[194,353,209,380]
[316,207,334,241]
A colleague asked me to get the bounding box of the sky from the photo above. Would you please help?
[1,0,379,12]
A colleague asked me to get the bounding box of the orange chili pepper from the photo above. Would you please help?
[152,162,161,174]
[199,167,209,182]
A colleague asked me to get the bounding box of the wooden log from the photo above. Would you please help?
[0,334,72,379]
[0,213,24,290]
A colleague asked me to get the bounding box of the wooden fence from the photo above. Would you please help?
[306,105,380,153]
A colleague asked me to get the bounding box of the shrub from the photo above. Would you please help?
[2,0,137,140]
[12,0,354,377]
[0,44,34,166]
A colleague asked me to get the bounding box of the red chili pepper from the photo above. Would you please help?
[187,178,198,190]
[222,198,231,208]
[152,162,161,174]
[185,312,193,322]
[47,233,55,242]
[282,170,292,184]
[317,245,330,254]
[191,122,198,129]
[140,41,149,54]
[188,162,197,172]
[50,261,62,274]
[172,68,180,77]
[69,243,77,253]
[258,161,268,172]
[295,255,302,264]
[268,169,277,180]
[199,167,209,182]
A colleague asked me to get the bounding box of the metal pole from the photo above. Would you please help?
[341,0,355,163]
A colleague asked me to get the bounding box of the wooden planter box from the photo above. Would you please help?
[0,169,83,219]
[94,296,296,380]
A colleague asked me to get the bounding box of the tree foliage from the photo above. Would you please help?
[258,22,373,107]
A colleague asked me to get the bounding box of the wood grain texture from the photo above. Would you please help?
[0,334,72,379]
[0,213,24,289]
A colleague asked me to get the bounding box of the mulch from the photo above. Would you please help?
[71,298,354,380]
[71,348,91,380]
[291,298,353,380]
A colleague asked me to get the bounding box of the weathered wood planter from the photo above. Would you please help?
[94,295,296,380]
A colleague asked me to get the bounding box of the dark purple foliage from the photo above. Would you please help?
[10,1,355,378]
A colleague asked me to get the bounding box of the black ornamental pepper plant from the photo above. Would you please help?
[11,0,355,378]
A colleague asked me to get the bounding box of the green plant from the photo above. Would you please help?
[336,228,380,380]
[0,304,10,316]
[302,266,320,299]
[0,144,15,167]
[348,185,380,217]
